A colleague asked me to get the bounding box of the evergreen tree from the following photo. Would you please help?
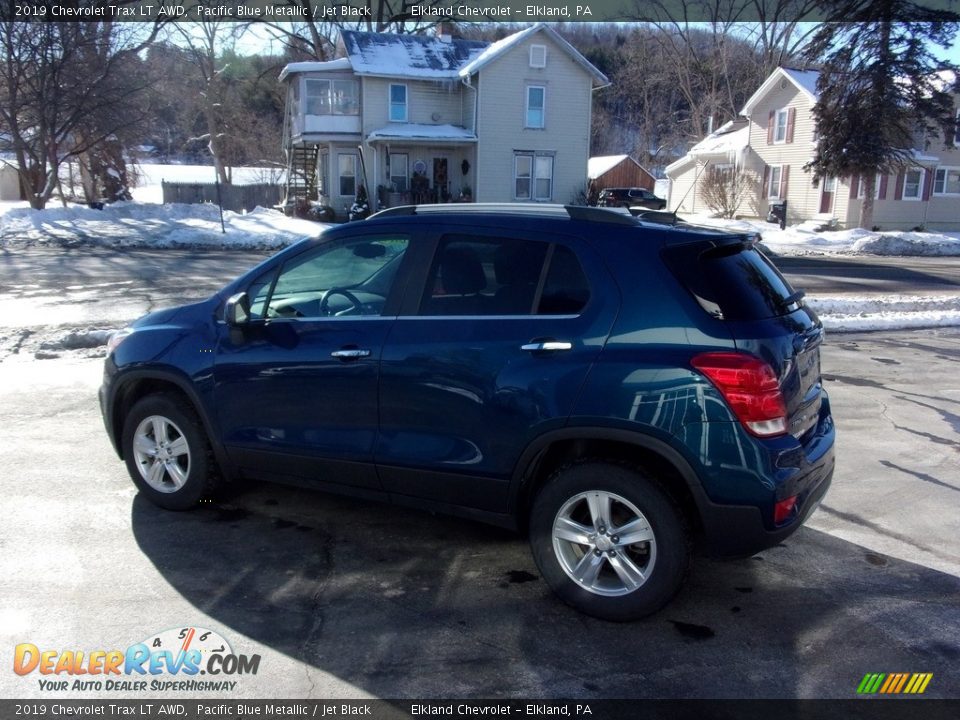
[803,3,958,228]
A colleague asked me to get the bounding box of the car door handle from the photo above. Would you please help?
[331,348,371,359]
[521,341,573,352]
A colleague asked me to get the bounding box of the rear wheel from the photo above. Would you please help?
[121,394,216,510]
[529,461,690,621]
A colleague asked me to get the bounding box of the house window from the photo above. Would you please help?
[389,153,408,192]
[529,45,547,68]
[526,86,545,129]
[338,154,357,196]
[934,167,960,195]
[389,84,408,123]
[903,168,923,200]
[773,109,789,143]
[514,152,553,201]
[767,165,783,199]
[305,79,359,115]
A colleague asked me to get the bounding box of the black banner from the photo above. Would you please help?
[3,700,960,720]
[4,0,960,23]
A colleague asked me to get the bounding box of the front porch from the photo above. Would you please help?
[366,128,477,213]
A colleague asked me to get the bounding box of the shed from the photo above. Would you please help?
[588,155,656,191]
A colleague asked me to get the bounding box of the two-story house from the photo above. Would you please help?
[667,67,960,230]
[279,23,609,218]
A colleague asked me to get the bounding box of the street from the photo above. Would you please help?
[0,246,958,700]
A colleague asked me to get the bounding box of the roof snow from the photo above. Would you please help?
[782,68,820,100]
[340,30,487,79]
[279,58,352,81]
[279,25,608,86]
[588,155,628,179]
[366,123,477,142]
[688,120,750,156]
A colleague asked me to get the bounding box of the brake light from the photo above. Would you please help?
[774,495,798,525]
[691,352,787,437]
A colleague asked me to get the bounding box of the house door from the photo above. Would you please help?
[432,157,448,202]
[819,176,836,213]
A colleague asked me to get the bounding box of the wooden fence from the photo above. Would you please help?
[161,181,284,213]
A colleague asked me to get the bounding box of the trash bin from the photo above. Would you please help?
[767,200,787,230]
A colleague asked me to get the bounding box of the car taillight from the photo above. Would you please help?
[691,352,787,437]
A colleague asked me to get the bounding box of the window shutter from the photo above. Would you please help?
[767,111,775,145]
[781,166,789,198]
[786,108,796,143]
[922,169,933,200]
[894,171,904,200]
[849,174,859,199]
[762,165,770,194]
[878,175,888,200]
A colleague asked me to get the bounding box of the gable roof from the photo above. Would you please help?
[458,23,609,87]
[279,25,608,87]
[339,30,487,80]
[741,67,820,115]
[588,155,652,179]
[664,119,750,175]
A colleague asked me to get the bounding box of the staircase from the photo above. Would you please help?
[284,143,320,208]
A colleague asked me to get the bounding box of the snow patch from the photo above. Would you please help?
[0,202,326,250]
[682,214,960,256]
[808,295,960,332]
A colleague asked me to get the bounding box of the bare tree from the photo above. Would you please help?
[173,19,246,184]
[0,17,159,209]
[698,164,749,217]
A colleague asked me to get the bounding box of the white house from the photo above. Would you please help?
[279,24,609,218]
[667,67,960,230]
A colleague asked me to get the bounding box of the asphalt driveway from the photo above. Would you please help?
[1,328,957,700]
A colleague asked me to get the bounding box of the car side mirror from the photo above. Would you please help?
[225,292,250,326]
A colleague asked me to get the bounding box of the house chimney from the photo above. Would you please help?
[436,21,455,43]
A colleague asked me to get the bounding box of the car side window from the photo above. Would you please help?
[418,235,589,317]
[256,236,408,319]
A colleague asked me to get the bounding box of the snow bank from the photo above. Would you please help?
[808,295,960,332]
[683,215,960,257]
[0,202,326,250]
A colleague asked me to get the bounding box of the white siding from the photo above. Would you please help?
[747,83,820,223]
[474,34,593,204]
[361,77,463,132]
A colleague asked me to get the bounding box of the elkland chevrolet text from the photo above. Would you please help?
[100,205,835,620]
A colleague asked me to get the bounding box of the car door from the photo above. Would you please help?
[213,231,412,491]
[376,229,619,513]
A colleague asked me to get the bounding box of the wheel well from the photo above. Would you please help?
[516,438,703,539]
[113,378,195,459]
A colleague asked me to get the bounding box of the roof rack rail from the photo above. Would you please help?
[368,203,639,225]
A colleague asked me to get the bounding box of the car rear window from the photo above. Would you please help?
[663,239,800,321]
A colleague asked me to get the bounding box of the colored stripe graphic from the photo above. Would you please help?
[858,673,885,694]
[857,673,932,694]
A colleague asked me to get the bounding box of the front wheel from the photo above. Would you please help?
[121,393,216,510]
[529,461,690,621]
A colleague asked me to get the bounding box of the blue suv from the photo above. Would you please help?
[100,205,834,621]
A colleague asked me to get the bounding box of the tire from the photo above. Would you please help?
[529,461,690,621]
[121,393,217,511]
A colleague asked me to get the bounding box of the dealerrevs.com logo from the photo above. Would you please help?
[13,626,260,692]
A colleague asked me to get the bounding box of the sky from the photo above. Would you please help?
[226,20,960,67]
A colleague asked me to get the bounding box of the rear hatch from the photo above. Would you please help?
[663,236,824,440]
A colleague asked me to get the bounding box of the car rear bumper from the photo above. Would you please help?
[696,393,836,557]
